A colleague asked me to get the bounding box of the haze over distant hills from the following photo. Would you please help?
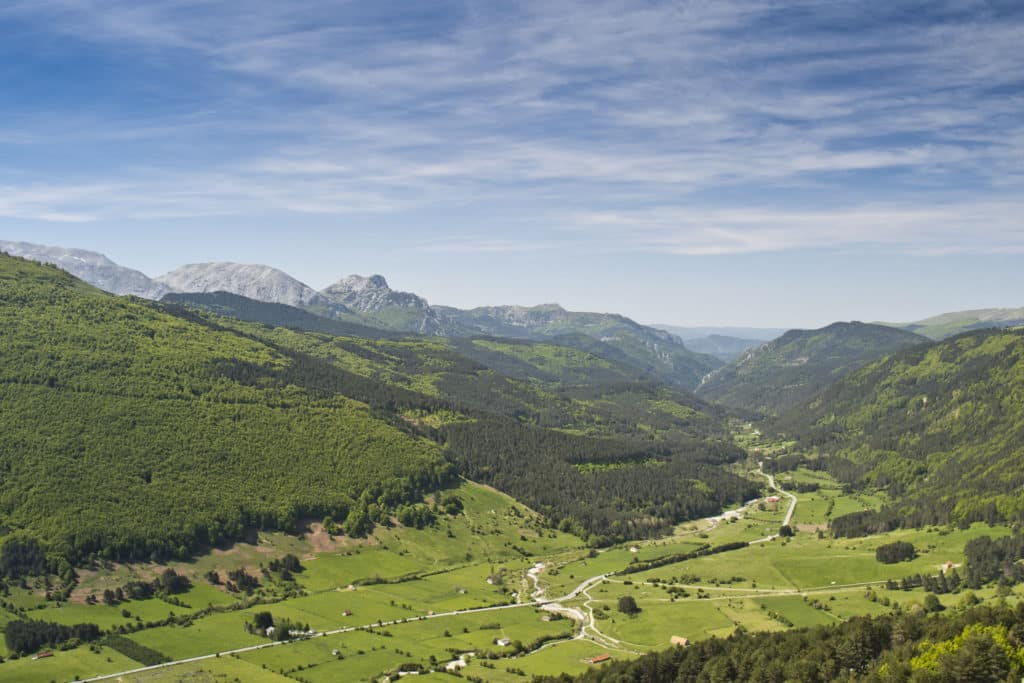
[652,325,789,362]
[676,334,766,362]
[653,325,789,342]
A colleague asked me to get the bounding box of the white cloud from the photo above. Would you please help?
[570,200,1024,255]
[0,0,1021,255]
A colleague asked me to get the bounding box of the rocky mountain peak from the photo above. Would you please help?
[320,273,451,335]
[328,274,391,294]
[155,262,335,310]
[0,240,170,300]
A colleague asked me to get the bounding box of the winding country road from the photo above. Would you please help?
[749,466,798,544]
[80,571,616,682]
[81,470,793,682]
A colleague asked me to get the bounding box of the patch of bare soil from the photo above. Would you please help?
[69,563,167,603]
[304,523,345,555]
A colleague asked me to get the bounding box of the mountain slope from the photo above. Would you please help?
[777,327,1024,529]
[156,262,342,314]
[0,240,169,299]
[0,255,755,568]
[697,322,928,415]
[437,304,722,390]
[161,290,402,340]
[0,254,451,566]
[320,274,451,335]
[889,307,1024,340]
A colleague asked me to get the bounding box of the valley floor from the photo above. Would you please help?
[1,438,1018,683]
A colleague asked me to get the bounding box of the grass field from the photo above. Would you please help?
[1,467,1019,682]
[0,645,139,683]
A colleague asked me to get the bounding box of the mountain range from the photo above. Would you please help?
[0,240,171,300]
[1,241,720,391]
[4,240,1022,394]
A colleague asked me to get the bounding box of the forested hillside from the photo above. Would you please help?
[162,291,728,439]
[777,327,1024,531]
[697,322,927,415]
[0,255,452,568]
[163,290,401,339]
[437,304,723,391]
[179,302,758,544]
[0,254,756,574]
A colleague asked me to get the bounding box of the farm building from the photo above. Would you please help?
[589,653,612,664]
[495,637,512,647]
[671,636,689,646]
[765,496,781,503]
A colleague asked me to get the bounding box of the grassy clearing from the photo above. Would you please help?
[461,638,615,680]
[121,655,296,682]
[2,468,1018,682]
[234,606,572,682]
[0,645,138,683]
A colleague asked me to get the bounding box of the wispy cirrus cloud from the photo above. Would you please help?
[0,0,1021,260]
[570,200,1024,256]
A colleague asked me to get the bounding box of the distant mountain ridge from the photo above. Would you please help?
[697,321,928,415]
[437,304,723,390]
[0,240,170,299]
[156,262,344,314]
[886,307,1024,340]
[161,291,402,340]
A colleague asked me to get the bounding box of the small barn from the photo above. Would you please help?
[671,636,689,647]
[590,654,612,664]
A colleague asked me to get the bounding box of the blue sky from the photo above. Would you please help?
[1,1,1022,327]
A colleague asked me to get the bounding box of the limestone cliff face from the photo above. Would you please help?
[0,240,170,300]
[156,262,338,311]
[321,274,449,335]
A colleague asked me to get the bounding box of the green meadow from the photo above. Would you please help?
[1,467,1017,682]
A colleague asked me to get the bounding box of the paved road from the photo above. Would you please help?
[81,471,794,681]
[749,467,798,544]
[78,575,605,682]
